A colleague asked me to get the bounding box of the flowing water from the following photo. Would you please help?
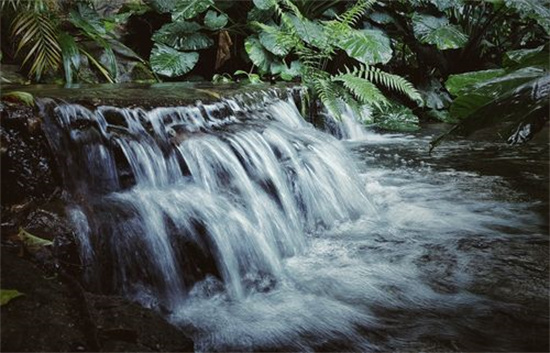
[41,87,548,352]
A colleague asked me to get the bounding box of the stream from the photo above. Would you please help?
[36,85,548,352]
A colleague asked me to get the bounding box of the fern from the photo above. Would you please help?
[315,78,345,118]
[338,65,423,103]
[333,74,388,108]
[335,0,375,29]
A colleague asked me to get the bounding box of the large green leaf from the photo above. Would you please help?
[150,43,199,77]
[257,24,291,56]
[177,33,213,50]
[172,0,213,21]
[253,0,277,10]
[503,44,549,69]
[448,67,547,119]
[445,68,506,96]
[58,31,80,84]
[338,29,392,65]
[149,0,177,13]
[412,13,468,50]
[270,60,301,81]
[286,14,328,49]
[432,73,549,149]
[504,0,550,35]
[280,60,301,81]
[204,10,228,30]
[244,36,273,72]
[152,21,213,50]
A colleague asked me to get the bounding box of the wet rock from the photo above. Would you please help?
[0,102,60,206]
[87,293,194,352]
[0,248,88,352]
[1,248,194,352]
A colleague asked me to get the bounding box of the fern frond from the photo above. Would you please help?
[339,64,422,103]
[12,11,61,81]
[333,74,388,108]
[314,78,345,119]
[335,0,375,28]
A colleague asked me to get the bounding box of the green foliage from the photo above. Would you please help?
[334,73,388,108]
[172,0,213,21]
[504,0,550,35]
[411,13,469,50]
[0,289,24,306]
[245,36,273,72]
[253,0,278,11]
[3,0,149,83]
[337,29,393,65]
[245,0,420,119]
[150,43,199,77]
[373,102,420,131]
[1,91,35,106]
[204,10,228,30]
[445,68,506,96]
[147,0,230,78]
[11,11,62,81]
[58,32,81,84]
[447,66,546,120]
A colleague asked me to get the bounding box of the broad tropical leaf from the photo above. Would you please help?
[280,60,301,81]
[504,0,550,35]
[149,0,177,13]
[253,0,278,10]
[286,14,328,49]
[445,68,506,96]
[245,36,273,72]
[153,21,201,45]
[172,0,213,21]
[256,23,292,56]
[204,10,228,30]
[150,43,199,77]
[152,21,212,50]
[449,67,546,119]
[503,44,549,69]
[412,13,468,50]
[58,31,80,84]
[270,60,301,81]
[432,74,549,150]
[337,29,392,65]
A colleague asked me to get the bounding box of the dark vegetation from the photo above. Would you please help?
[1,0,548,141]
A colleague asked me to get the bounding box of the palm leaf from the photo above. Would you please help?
[12,11,61,81]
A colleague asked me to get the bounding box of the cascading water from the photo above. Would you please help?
[41,88,374,307]
[39,86,548,352]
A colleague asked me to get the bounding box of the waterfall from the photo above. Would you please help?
[40,88,374,308]
[321,103,372,141]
